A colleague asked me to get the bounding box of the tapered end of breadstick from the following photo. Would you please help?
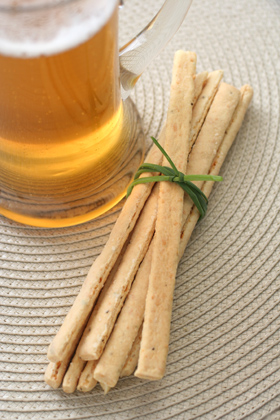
[134,329,166,380]
[100,382,111,395]
[174,50,197,63]
[62,373,79,394]
[62,380,76,394]
[193,71,208,104]
[239,84,254,106]
[135,364,165,381]
[77,377,97,393]
[77,360,98,392]
[61,355,86,394]
[44,361,66,389]
[94,370,115,389]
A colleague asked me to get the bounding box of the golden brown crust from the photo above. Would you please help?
[135,51,196,380]
[120,324,143,378]
[78,184,159,361]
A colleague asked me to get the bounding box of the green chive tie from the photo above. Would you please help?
[127,137,223,219]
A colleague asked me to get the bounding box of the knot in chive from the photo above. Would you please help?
[126,137,223,219]
[178,172,185,183]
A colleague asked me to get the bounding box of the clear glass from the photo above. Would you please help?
[0,0,192,227]
[120,0,193,97]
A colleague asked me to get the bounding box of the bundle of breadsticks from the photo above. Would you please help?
[45,51,253,393]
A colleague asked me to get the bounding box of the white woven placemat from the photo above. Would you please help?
[1,0,280,419]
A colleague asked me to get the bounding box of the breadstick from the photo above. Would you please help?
[61,268,114,393]
[202,85,253,198]
[62,354,86,393]
[182,82,241,223]
[190,70,224,148]
[45,311,86,388]
[119,78,233,382]
[78,184,159,361]
[77,360,98,392]
[131,70,209,175]
[136,82,240,381]
[120,324,143,378]
[180,84,253,254]
[47,57,206,373]
[100,382,111,395]
[44,360,69,389]
[92,76,230,387]
[135,51,196,381]
[193,71,208,104]
[77,360,110,395]
[92,244,152,387]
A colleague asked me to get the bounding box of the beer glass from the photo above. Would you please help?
[0,0,192,227]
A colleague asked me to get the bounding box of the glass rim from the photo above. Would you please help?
[0,0,86,13]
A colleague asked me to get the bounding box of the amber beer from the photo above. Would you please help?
[0,1,140,227]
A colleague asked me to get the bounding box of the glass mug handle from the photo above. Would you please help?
[120,0,193,98]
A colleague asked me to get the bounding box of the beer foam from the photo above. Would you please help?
[0,0,117,58]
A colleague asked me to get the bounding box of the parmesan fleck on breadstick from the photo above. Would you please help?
[136,81,241,381]
[77,360,98,392]
[78,184,159,361]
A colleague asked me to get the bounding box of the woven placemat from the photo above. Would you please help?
[1,0,280,419]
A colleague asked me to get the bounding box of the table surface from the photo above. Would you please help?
[1,0,280,419]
